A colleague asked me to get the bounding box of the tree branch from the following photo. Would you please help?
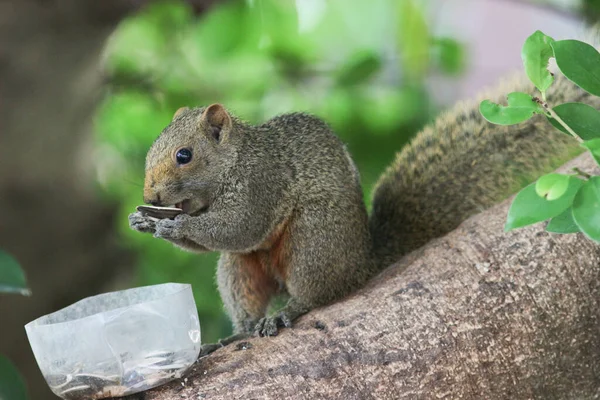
[129,152,600,399]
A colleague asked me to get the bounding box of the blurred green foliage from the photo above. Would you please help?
[0,250,31,296]
[583,0,600,23]
[0,355,28,400]
[95,0,464,342]
[0,250,29,399]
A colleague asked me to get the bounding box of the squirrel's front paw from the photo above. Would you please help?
[154,214,191,240]
[254,312,293,337]
[129,211,156,233]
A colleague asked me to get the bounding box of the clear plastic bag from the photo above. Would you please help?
[25,283,201,399]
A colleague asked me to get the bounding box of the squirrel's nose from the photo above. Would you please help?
[144,192,162,206]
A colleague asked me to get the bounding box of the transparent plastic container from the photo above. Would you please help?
[25,283,201,399]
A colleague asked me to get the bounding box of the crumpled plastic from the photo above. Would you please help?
[25,283,201,399]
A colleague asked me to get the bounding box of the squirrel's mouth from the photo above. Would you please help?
[175,200,191,213]
[174,199,208,216]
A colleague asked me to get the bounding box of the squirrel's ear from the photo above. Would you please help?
[200,104,232,143]
[172,107,189,121]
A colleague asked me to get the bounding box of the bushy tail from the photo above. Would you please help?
[369,73,600,267]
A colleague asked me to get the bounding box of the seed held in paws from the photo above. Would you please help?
[136,205,183,220]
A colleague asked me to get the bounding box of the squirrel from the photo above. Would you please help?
[129,73,599,353]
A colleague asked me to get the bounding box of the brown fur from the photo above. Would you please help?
[266,218,292,282]
[233,217,292,321]
[236,252,279,318]
[272,234,290,281]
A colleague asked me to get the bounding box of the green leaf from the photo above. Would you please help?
[104,18,168,76]
[572,176,600,241]
[398,0,430,80]
[0,355,28,400]
[582,139,600,166]
[536,173,570,200]
[0,250,30,296]
[546,208,580,233]
[551,40,600,97]
[95,91,173,157]
[548,103,600,140]
[143,1,193,30]
[335,50,382,87]
[432,37,465,75]
[186,0,257,62]
[521,30,555,94]
[505,177,584,231]
[480,92,543,126]
[252,0,315,71]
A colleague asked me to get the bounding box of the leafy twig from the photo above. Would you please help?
[572,167,592,179]
[533,97,583,143]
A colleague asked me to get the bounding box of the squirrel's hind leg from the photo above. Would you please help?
[254,199,372,337]
[216,252,279,333]
[200,253,279,355]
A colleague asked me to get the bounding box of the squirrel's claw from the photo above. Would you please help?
[254,312,292,337]
[197,332,250,358]
[128,211,156,234]
[154,217,186,240]
[198,343,222,357]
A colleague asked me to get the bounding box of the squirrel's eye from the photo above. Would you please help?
[175,148,193,165]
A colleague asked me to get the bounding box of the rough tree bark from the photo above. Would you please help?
[130,153,600,400]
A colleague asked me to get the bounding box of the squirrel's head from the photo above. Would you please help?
[143,104,238,215]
